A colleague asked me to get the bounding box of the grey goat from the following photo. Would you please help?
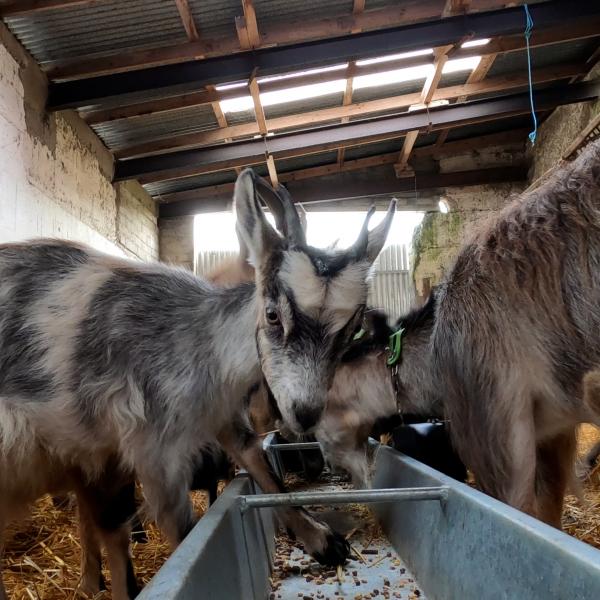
[0,169,394,599]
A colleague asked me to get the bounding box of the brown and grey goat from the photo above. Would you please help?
[425,139,600,526]
[0,169,394,599]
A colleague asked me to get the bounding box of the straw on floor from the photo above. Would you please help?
[3,427,600,599]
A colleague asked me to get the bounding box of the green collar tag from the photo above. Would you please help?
[353,328,366,341]
[387,328,405,366]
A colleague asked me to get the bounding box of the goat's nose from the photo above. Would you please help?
[294,405,322,432]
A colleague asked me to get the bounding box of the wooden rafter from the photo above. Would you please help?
[248,75,267,135]
[248,69,278,185]
[338,0,365,167]
[172,0,231,142]
[266,155,279,186]
[442,0,472,18]
[113,63,585,159]
[152,129,529,198]
[159,165,528,216]
[394,45,452,176]
[44,0,558,81]
[242,0,261,48]
[436,51,499,145]
[122,77,599,185]
[174,0,199,41]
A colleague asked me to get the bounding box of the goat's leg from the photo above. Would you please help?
[136,464,197,547]
[0,511,7,600]
[218,418,350,566]
[319,437,370,489]
[579,439,600,478]
[76,491,105,597]
[502,410,537,517]
[77,479,141,600]
[469,402,537,518]
[535,429,577,528]
[101,526,138,600]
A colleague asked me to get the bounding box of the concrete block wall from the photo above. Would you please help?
[528,62,600,183]
[411,182,524,297]
[411,59,600,299]
[0,26,158,261]
[159,216,195,270]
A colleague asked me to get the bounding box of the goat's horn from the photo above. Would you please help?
[254,177,287,235]
[275,183,307,247]
[351,204,377,258]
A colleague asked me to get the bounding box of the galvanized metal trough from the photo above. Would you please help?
[138,443,600,600]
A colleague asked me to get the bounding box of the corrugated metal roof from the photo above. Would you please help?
[343,138,405,160]
[92,104,218,150]
[445,114,533,142]
[145,169,239,199]
[188,0,239,41]
[254,0,353,30]
[4,0,186,66]
[438,69,469,88]
[352,78,425,104]
[488,37,600,78]
[264,93,345,119]
[277,151,339,173]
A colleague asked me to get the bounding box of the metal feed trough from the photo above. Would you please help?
[138,440,600,600]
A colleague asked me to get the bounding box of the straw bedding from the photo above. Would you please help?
[3,427,600,599]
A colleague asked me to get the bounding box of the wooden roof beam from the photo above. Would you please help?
[159,165,528,217]
[172,1,231,142]
[174,0,200,42]
[442,0,472,18]
[248,71,278,185]
[435,51,499,146]
[152,128,529,199]
[113,62,586,159]
[115,80,600,184]
[338,0,365,167]
[46,0,572,82]
[395,45,452,176]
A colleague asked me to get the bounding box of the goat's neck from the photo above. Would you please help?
[210,282,262,394]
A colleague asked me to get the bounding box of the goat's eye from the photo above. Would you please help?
[265,308,280,326]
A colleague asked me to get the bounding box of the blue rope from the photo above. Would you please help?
[524,4,537,145]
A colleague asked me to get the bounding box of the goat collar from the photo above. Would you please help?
[386,328,405,367]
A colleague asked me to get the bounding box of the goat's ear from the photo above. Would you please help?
[234,169,281,267]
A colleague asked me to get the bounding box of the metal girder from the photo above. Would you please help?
[117,80,600,184]
[47,0,600,110]
[158,165,528,218]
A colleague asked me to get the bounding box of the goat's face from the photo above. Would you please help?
[235,169,395,435]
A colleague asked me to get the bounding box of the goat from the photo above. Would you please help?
[317,299,441,487]
[423,139,600,527]
[203,202,437,489]
[0,169,395,599]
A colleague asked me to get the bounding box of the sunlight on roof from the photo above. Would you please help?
[218,49,481,114]
[461,38,491,48]
[220,79,347,113]
[215,81,247,91]
[356,48,434,66]
[353,63,432,90]
[258,63,349,84]
[443,56,481,72]
[194,209,424,253]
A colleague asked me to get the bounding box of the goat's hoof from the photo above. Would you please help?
[312,530,350,566]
